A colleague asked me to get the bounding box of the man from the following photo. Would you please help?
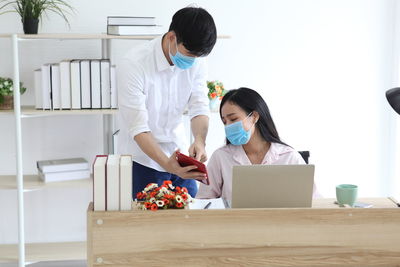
[117,7,217,197]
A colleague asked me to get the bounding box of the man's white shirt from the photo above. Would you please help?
[117,35,210,172]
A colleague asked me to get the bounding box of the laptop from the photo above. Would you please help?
[231,165,315,208]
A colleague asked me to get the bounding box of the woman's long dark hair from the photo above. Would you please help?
[220,87,287,146]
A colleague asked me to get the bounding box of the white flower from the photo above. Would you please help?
[4,81,9,86]
[168,183,175,190]
[157,191,164,198]
[156,200,164,207]
[159,187,169,194]
[175,195,183,203]
[0,84,3,88]
[144,183,158,192]
[149,197,156,203]
[9,86,13,91]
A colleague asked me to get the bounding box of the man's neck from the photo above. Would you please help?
[161,34,173,66]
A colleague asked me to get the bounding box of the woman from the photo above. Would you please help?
[196,87,318,201]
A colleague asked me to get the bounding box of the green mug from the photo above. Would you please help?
[336,184,358,207]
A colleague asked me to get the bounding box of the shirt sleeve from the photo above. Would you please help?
[196,150,223,199]
[187,58,210,120]
[117,59,150,139]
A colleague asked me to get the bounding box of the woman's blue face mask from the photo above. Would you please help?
[168,38,196,69]
[224,112,254,145]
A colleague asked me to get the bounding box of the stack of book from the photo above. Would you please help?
[107,16,162,36]
[37,158,90,183]
[34,59,117,110]
[93,154,132,211]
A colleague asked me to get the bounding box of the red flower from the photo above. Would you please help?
[163,198,170,205]
[164,194,174,200]
[151,203,158,211]
[145,202,152,209]
[182,194,188,201]
[163,180,172,186]
[181,187,188,193]
[136,192,146,199]
[150,191,157,198]
[176,202,183,208]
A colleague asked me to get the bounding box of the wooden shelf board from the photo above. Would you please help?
[0,241,86,263]
[0,106,117,117]
[0,175,92,190]
[0,33,230,40]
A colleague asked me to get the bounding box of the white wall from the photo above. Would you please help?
[0,0,398,243]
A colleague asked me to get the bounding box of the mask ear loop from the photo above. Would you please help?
[244,112,255,132]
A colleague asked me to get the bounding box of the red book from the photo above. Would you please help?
[176,151,209,185]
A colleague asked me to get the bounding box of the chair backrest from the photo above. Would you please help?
[298,151,310,164]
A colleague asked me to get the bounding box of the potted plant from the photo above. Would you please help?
[0,77,26,110]
[0,0,74,34]
[207,80,227,112]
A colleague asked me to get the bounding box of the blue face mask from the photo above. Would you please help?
[225,113,254,145]
[169,39,196,69]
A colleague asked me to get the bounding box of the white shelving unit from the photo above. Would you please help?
[0,33,162,267]
[0,33,230,266]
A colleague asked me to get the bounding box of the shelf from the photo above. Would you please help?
[0,241,85,263]
[0,175,92,190]
[0,33,231,40]
[0,106,117,117]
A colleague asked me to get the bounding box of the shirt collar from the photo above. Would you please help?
[231,142,292,164]
[155,35,172,72]
[154,35,184,73]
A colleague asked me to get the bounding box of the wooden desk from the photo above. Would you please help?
[87,198,400,266]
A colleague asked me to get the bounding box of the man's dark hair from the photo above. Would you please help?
[169,7,217,57]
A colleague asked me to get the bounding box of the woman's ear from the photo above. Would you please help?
[252,111,260,124]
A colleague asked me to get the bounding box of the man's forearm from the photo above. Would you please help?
[134,132,169,169]
[191,115,209,144]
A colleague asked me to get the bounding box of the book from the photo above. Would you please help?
[37,158,89,173]
[80,60,91,109]
[110,65,117,108]
[34,69,42,109]
[106,155,120,211]
[112,129,120,154]
[59,60,71,109]
[38,169,90,183]
[120,155,132,210]
[41,64,51,110]
[189,198,227,210]
[107,16,156,26]
[100,59,111,108]
[90,60,101,109]
[93,155,108,211]
[70,60,81,109]
[107,25,163,36]
[50,64,61,110]
[176,151,209,185]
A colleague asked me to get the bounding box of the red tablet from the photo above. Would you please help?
[176,151,209,185]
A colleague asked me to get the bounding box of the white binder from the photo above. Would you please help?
[90,60,101,109]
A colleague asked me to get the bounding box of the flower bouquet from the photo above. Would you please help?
[207,80,227,111]
[136,180,193,211]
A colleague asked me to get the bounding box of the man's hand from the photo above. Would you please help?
[188,139,207,162]
[164,150,207,180]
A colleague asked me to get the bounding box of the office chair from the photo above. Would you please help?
[298,151,310,164]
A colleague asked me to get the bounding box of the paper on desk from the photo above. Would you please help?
[189,198,226,209]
